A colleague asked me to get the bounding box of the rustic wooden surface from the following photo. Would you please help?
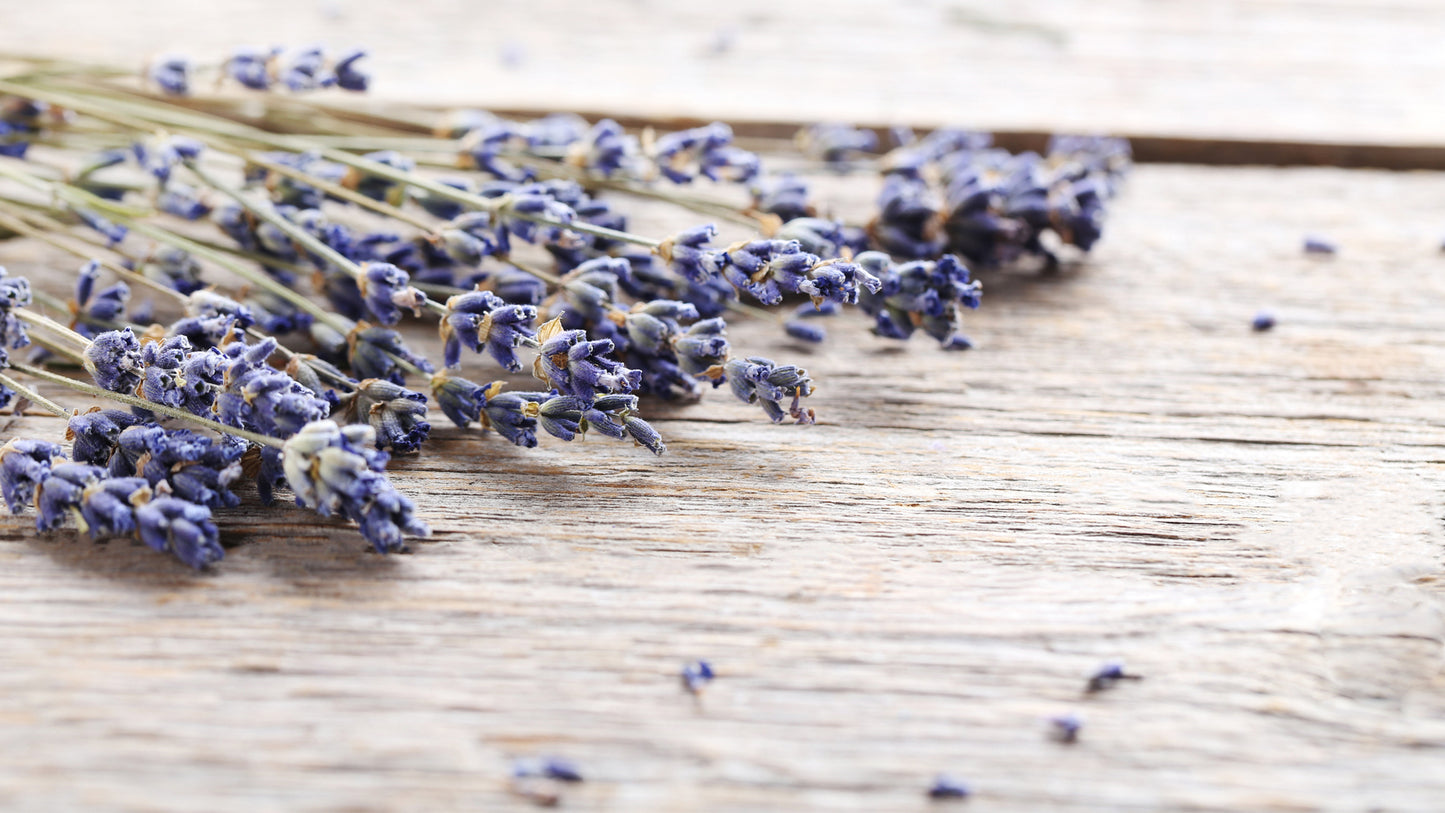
[4,0,1445,147]
[1,161,1445,811]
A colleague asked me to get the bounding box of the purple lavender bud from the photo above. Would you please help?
[335,379,432,454]
[67,409,144,465]
[724,356,815,424]
[148,54,192,96]
[624,416,665,455]
[83,329,145,392]
[333,49,370,92]
[158,183,211,220]
[0,267,30,349]
[348,327,434,385]
[0,438,62,513]
[431,373,488,429]
[654,122,758,184]
[797,123,878,165]
[535,330,641,400]
[750,173,812,222]
[1048,712,1083,744]
[135,496,223,569]
[441,290,537,370]
[657,224,725,283]
[215,338,330,438]
[352,151,414,203]
[358,262,426,325]
[0,122,28,160]
[73,260,129,325]
[479,389,545,447]
[125,426,244,509]
[74,208,127,247]
[1252,311,1276,332]
[77,476,150,539]
[927,775,970,800]
[535,394,586,441]
[568,118,637,176]
[681,660,714,693]
[512,756,583,783]
[280,420,430,554]
[1085,659,1142,692]
[673,317,728,377]
[784,320,825,343]
[281,45,331,92]
[227,46,278,90]
[35,463,100,531]
[1303,236,1337,254]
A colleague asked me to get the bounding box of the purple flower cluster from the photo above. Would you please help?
[3,439,223,569]
[724,356,815,424]
[870,130,1129,266]
[855,252,981,349]
[150,47,370,96]
[281,420,430,553]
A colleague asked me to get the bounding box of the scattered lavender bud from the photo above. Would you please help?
[1252,311,1276,332]
[681,660,714,693]
[1085,659,1142,693]
[513,756,583,783]
[1048,712,1083,743]
[1303,235,1337,255]
[928,774,971,800]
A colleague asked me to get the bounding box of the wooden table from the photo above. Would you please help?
[2,3,1445,811]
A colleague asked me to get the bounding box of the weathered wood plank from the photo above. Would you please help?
[4,0,1444,148]
[0,163,1443,811]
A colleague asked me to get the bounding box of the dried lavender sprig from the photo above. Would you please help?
[11,361,278,448]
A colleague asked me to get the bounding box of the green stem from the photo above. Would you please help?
[183,158,448,320]
[0,371,71,418]
[11,362,281,448]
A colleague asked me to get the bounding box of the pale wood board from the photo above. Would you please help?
[0,162,1442,811]
[3,0,1445,147]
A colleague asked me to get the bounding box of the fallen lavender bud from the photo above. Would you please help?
[1085,659,1143,693]
[1048,711,1083,743]
[1252,311,1276,332]
[681,660,715,694]
[1303,235,1337,255]
[927,774,971,800]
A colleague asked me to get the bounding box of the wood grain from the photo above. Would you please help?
[0,162,1444,811]
[3,0,1443,147]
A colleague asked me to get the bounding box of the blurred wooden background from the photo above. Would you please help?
[2,2,1445,812]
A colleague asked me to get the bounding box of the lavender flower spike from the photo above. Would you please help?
[0,438,62,513]
[136,497,224,569]
[534,327,642,400]
[441,290,537,370]
[83,328,145,392]
[358,262,427,326]
[281,420,430,554]
[725,356,816,424]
